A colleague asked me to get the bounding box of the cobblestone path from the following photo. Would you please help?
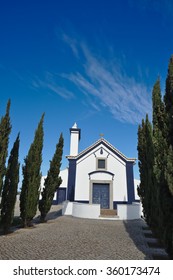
[0,206,154,260]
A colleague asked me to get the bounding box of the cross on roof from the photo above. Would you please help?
[99,133,104,138]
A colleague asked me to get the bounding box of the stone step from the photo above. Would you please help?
[99,217,120,220]
[100,209,117,216]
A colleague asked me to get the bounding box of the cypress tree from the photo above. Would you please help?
[137,115,154,225]
[152,79,167,229]
[0,100,11,197]
[152,79,166,135]
[39,133,64,222]
[165,146,173,196]
[164,55,173,147]
[137,120,146,215]
[164,56,173,197]
[137,57,173,258]
[20,114,44,227]
[1,134,20,234]
[163,56,173,257]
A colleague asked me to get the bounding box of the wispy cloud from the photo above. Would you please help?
[62,33,79,58]
[62,36,152,124]
[32,72,74,100]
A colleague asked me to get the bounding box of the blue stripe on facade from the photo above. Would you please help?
[113,201,127,209]
[57,188,67,204]
[126,162,135,204]
[88,170,114,177]
[67,159,76,201]
[76,140,132,163]
[70,128,81,140]
[74,200,89,204]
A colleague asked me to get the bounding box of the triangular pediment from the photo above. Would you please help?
[67,138,136,163]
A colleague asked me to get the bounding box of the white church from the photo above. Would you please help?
[41,123,141,220]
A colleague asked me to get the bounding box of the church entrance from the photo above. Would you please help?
[92,183,110,209]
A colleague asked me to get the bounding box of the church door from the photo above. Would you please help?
[92,183,109,209]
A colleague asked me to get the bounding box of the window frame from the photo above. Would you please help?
[96,158,107,170]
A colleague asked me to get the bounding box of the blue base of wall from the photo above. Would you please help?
[134,199,140,203]
[51,199,138,207]
[52,200,59,205]
[74,200,89,204]
[113,201,127,209]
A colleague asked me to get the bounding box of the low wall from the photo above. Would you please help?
[62,201,142,220]
[117,203,141,220]
[62,201,73,215]
[72,202,100,219]
[62,201,100,219]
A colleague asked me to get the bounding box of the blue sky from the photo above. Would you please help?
[1,0,173,182]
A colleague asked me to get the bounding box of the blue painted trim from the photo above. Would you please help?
[67,159,77,201]
[126,162,135,204]
[52,200,58,205]
[88,170,114,177]
[74,200,89,204]
[56,187,67,204]
[70,128,81,140]
[113,201,127,209]
[134,199,140,202]
[76,140,131,163]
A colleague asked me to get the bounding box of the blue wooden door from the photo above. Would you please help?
[92,183,109,209]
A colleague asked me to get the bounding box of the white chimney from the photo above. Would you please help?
[70,123,81,156]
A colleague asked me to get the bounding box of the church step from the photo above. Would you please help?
[100,209,117,216]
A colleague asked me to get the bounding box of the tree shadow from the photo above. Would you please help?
[123,219,153,260]
[33,208,62,224]
[0,208,63,235]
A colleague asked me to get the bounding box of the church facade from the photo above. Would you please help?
[66,123,137,209]
[41,123,141,219]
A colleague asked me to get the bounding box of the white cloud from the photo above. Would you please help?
[62,39,152,124]
[32,72,74,100]
[62,34,79,58]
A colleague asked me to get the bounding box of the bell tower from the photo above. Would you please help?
[69,123,81,156]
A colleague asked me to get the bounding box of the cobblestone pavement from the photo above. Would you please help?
[0,205,159,260]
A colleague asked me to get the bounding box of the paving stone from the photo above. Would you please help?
[0,205,155,260]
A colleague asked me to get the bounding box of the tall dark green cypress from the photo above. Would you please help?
[164,55,173,147]
[152,79,167,229]
[1,134,20,234]
[164,56,173,196]
[137,56,173,258]
[165,146,173,196]
[137,120,146,215]
[163,56,173,257]
[0,100,12,196]
[20,114,44,227]
[137,115,154,225]
[39,133,64,222]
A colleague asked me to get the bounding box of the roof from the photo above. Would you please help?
[66,138,136,163]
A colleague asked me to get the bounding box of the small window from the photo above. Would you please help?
[98,159,106,169]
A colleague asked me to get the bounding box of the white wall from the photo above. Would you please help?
[74,144,127,203]
[62,201,142,220]
[59,168,68,188]
[70,131,79,156]
[62,201,101,219]
[72,202,100,219]
[117,203,141,219]
[62,201,73,215]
